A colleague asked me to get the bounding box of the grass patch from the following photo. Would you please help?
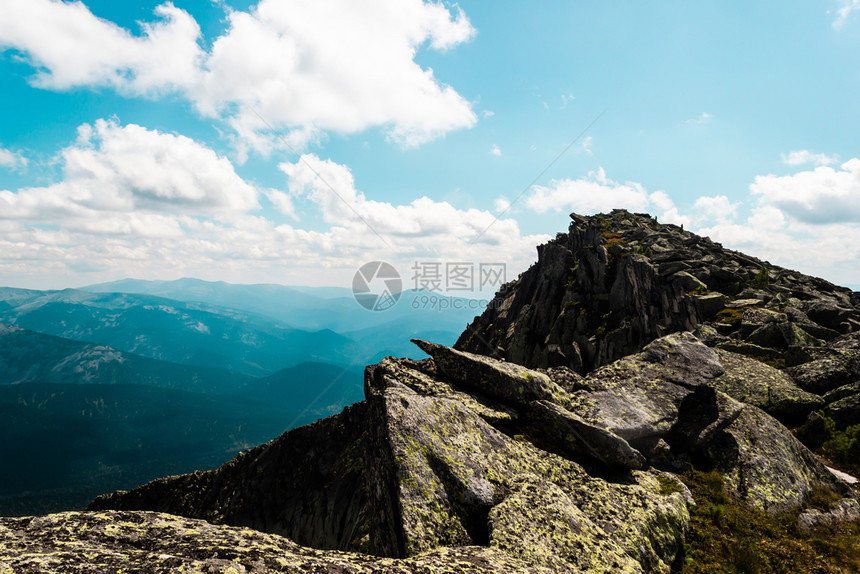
[794,414,860,478]
[751,265,770,290]
[714,308,745,327]
[635,244,654,257]
[601,231,627,247]
[679,470,860,573]
[751,356,786,370]
[657,475,683,495]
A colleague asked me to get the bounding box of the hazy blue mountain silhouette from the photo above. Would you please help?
[0,287,369,376]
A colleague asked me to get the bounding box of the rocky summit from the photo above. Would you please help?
[2,210,859,573]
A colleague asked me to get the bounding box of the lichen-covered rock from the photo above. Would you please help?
[488,474,643,573]
[711,349,824,421]
[564,333,723,451]
[527,399,646,470]
[798,498,860,530]
[701,401,855,513]
[825,393,860,428]
[0,511,548,573]
[410,338,569,406]
[823,380,860,404]
[785,349,860,395]
[363,357,689,570]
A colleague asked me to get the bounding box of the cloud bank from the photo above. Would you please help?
[0,120,546,287]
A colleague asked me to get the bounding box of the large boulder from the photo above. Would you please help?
[710,349,824,421]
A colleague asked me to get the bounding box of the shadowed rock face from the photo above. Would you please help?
[4,209,860,572]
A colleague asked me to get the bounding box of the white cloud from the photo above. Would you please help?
[526,167,650,215]
[0,0,203,94]
[264,189,298,219]
[560,93,575,109]
[494,197,511,213]
[834,0,860,28]
[688,159,860,287]
[581,136,593,156]
[490,144,502,157]
[780,150,837,166]
[0,124,546,288]
[686,112,712,125]
[279,154,542,251]
[0,147,27,171]
[692,195,740,223]
[523,167,686,226]
[0,119,259,227]
[649,190,690,227]
[0,0,477,152]
[750,159,860,224]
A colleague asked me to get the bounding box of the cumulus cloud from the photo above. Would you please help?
[0,120,259,232]
[0,0,477,152]
[750,158,860,224]
[689,159,860,286]
[834,0,860,28]
[0,0,203,94]
[692,195,740,223]
[780,150,837,166]
[279,154,543,252]
[490,144,502,156]
[524,167,688,225]
[0,146,27,171]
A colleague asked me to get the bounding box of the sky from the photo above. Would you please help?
[1,0,859,293]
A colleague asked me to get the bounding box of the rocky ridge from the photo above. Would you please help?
[2,210,859,573]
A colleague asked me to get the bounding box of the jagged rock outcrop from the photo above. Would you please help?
[4,210,859,572]
[457,209,860,429]
[80,344,695,573]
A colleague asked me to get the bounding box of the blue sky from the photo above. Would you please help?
[1,0,859,291]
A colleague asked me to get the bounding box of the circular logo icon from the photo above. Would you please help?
[352,261,402,311]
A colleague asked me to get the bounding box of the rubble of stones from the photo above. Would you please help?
[2,210,859,573]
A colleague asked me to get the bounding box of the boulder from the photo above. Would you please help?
[823,381,860,404]
[786,349,860,394]
[825,393,860,428]
[411,338,569,406]
[798,498,860,530]
[527,399,646,470]
[488,474,643,573]
[710,349,824,421]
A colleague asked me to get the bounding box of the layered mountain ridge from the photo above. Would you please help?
[2,210,859,572]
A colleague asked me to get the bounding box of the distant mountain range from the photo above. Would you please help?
[0,278,485,515]
[0,287,367,377]
[80,277,481,338]
[0,322,249,393]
